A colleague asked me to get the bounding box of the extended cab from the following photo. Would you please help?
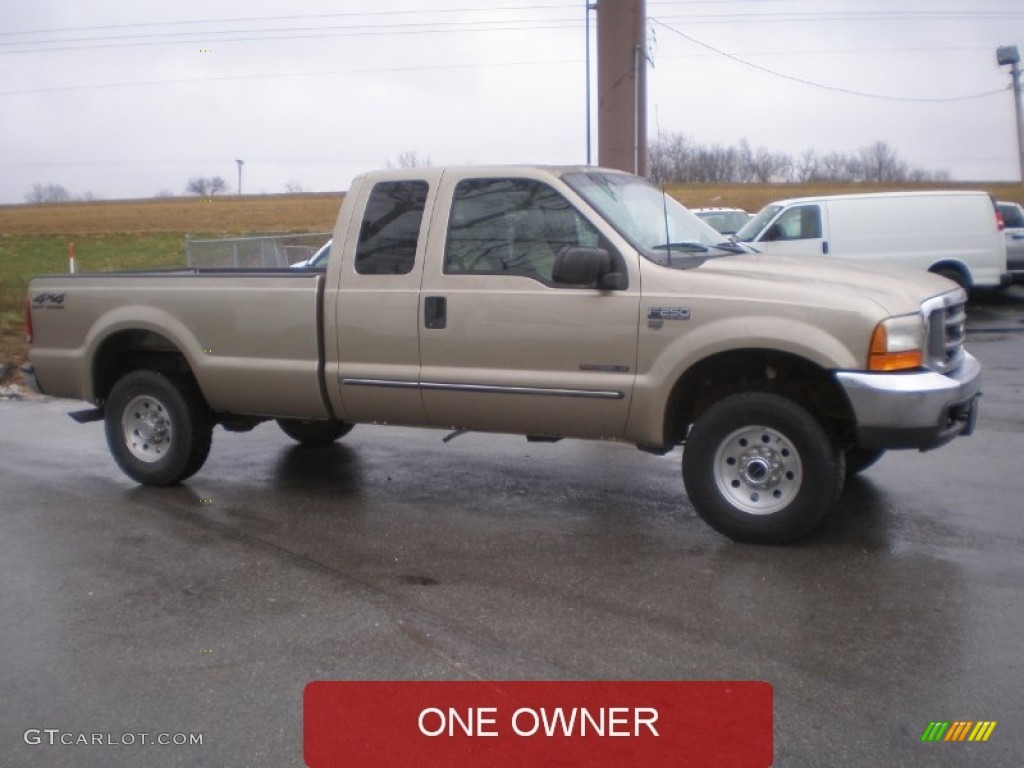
[23,166,981,544]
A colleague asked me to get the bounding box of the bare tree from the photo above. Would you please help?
[284,180,305,193]
[648,133,690,184]
[185,176,230,196]
[691,144,740,183]
[740,140,792,183]
[859,141,907,183]
[796,149,820,182]
[185,177,211,196]
[818,152,858,182]
[25,183,71,203]
[647,132,945,185]
[387,150,431,169]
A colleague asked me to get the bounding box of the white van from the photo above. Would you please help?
[734,191,1009,289]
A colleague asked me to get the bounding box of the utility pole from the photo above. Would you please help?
[997,45,1024,182]
[585,1,596,164]
[236,158,244,196]
[596,0,647,175]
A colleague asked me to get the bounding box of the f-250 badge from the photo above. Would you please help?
[32,292,66,309]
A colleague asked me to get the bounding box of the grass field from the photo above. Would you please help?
[2,181,1022,376]
[0,192,343,236]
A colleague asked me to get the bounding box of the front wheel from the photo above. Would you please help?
[682,392,843,544]
[276,418,354,446]
[104,370,213,486]
[845,447,885,477]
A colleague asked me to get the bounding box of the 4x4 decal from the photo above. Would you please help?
[32,292,66,309]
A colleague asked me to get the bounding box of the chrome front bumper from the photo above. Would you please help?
[835,352,982,451]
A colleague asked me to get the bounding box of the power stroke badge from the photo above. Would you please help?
[647,306,690,328]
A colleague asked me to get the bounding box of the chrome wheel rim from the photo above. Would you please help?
[713,425,802,515]
[121,394,173,463]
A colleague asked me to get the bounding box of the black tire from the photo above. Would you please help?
[682,392,843,544]
[276,418,353,446]
[845,446,885,477]
[104,370,212,486]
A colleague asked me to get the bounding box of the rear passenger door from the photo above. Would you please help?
[333,175,436,426]
[417,173,640,439]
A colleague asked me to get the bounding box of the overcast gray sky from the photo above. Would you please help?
[1,0,1021,204]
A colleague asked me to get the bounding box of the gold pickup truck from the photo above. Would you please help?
[23,166,981,544]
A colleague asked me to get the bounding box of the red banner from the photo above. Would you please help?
[304,680,772,767]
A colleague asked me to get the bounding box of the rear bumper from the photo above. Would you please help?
[835,352,981,451]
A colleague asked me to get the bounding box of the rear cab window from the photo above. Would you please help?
[355,180,430,275]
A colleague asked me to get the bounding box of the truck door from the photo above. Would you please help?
[332,176,435,426]
[755,203,829,257]
[417,173,640,439]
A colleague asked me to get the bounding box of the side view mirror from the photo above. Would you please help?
[552,246,626,290]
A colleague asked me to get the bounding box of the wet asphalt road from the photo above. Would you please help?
[1,289,1023,768]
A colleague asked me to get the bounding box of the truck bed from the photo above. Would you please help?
[28,269,331,419]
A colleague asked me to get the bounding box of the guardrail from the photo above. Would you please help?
[185,232,332,268]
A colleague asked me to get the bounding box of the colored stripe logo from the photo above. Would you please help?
[921,721,997,742]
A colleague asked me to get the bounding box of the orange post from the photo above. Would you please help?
[68,241,77,274]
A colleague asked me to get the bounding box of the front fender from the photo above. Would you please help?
[626,314,864,446]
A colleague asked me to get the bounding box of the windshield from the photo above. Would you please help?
[735,204,782,242]
[562,171,727,261]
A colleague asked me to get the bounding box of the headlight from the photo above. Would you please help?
[868,313,924,371]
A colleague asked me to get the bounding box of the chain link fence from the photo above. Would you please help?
[185,232,332,268]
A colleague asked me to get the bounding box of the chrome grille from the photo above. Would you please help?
[922,291,966,372]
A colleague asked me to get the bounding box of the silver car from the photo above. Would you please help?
[997,201,1024,282]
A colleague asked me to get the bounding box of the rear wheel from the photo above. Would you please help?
[682,392,843,544]
[276,418,353,446]
[104,370,212,485]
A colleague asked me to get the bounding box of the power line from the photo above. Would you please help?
[0,57,580,97]
[0,4,578,37]
[3,5,1017,58]
[652,10,1024,24]
[651,17,1010,103]
[656,45,997,59]
[5,1,1016,41]
[0,16,581,47]
[0,19,582,55]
